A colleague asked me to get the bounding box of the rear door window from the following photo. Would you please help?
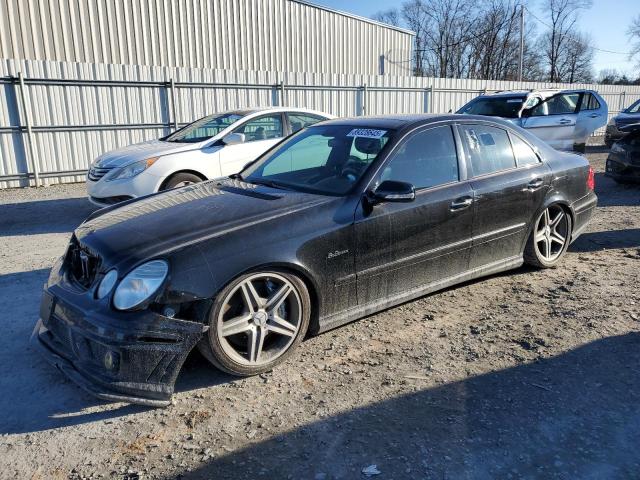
[510,134,540,167]
[531,93,581,116]
[459,125,516,176]
[234,114,283,142]
[581,93,601,111]
[287,113,324,134]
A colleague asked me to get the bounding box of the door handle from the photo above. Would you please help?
[450,196,473,211]
[558,119,572,125]
[589,113,600,118]
[527,178,544,191]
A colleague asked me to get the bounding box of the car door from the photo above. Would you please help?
[521,92,582,150]
[354,124,474,306]
[217,113,285,175]
[575,92,608,147]
[456,123,552,270]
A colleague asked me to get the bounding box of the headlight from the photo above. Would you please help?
[106,157,158,181]
[47,255,65,286]
[97,269,118,299]
[113,260,168,310]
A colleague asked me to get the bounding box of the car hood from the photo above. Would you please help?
[75,179,334,265]
[92,139,207,168]
[616,112,640,126]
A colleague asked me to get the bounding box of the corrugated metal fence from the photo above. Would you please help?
[2,58,640,188]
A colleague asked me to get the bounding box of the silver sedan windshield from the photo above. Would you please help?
[165,113,244,143]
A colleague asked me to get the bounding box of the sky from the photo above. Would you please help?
[311,0,639,77]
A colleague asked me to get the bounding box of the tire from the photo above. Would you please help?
[573,143,586,154]
[161,172,203,190]
[198,270,311,376]
[524,204,572,268]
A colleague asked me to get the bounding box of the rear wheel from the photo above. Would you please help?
[524,204,572,268]
[198,271,311,376]
[161,172,203,190]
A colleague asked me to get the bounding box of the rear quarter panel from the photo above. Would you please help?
[543,151,596,238]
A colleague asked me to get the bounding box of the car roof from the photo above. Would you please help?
[314,113,518,131]
[227,106,333,117]
[480,88,598,100]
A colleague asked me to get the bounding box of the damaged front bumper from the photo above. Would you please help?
[34,286,206,407]
[605,157,640,183]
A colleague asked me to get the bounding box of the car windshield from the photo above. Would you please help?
[242,125,393,196]
[164,113,244,143]
[624,100,640,114]
[459,97,525,118]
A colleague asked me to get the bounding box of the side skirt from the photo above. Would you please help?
[317,255,523,334]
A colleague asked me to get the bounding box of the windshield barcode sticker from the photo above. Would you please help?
[347,128,387,139]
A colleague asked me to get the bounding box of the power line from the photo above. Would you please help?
[523,6,632,56]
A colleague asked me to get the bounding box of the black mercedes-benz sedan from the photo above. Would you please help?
[34,114,597,406]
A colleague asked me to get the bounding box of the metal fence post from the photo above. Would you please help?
[620,91,626,112]
[361,84,368,116]
[17,72,40,187]
[279,81,286,107]
[428,85,435,113]
[169,78,178,130]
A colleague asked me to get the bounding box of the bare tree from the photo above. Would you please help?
[372,8,401,27]
[629,15,640,72]
[539,0,593,82]
[371,0,593,82]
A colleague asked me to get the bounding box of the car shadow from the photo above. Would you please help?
[570,228,640,252]
[594,173,640,207]
[0,197,96,237]
[182,333,640,480]
[585,144,610,154]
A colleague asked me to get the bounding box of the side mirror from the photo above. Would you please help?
[222,133,245,146]
[521,108,532,118]
[369,180,415,204]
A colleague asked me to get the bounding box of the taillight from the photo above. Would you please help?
[587,166,595,190]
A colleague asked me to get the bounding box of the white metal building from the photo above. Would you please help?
[0,0,414,75]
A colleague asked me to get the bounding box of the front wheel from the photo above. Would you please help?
[524,205,572,268]
[198,271,311,376]
[161,172,203,190]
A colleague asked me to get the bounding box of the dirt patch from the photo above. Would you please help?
[0,148,639,479]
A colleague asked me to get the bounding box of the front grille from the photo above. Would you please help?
[88,166,113,181]
[90,195,133,205]
[67,237,101,289]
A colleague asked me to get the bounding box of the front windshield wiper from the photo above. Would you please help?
[247,178,292,191]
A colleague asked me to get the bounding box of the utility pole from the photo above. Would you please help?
[518,4,525,81]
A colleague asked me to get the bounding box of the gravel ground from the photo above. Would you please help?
[0,148,639,480]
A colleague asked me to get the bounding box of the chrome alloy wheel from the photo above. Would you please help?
[216,273,302,366]
[534,205,569,262]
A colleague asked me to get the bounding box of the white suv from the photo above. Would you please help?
[457,89,608,152]
[86,107,332,206]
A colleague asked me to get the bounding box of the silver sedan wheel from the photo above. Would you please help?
[534,205,569,262]
[216,273,302,366]
[172,180,194,188]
